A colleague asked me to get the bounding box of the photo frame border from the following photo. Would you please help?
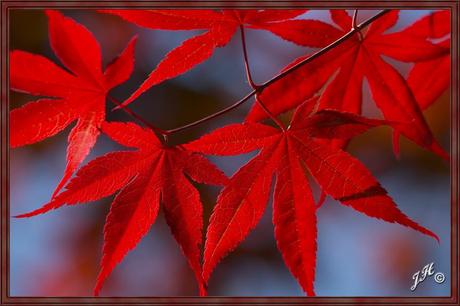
[1,1,458,305]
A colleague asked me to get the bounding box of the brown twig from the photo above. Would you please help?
[240,26,286,131]
[353,10,364,40]
[240,25,259,89]
[107,95,170,140]
[164,10,391,135]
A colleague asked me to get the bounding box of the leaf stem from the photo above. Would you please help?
[240,25,286,131]
[255,96,286,131]
[166,9,390,135]
[107,95,169,138]
[352,10,364,40]
[166,91,254,134]
[260,9,389,89]
[352,10,359,29]
[240,25,259,89]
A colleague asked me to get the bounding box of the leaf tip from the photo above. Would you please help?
[13,199,62,218]
[417,224,440,244]
[93,286,101,297]
[431,231,441,244]
[13,210,41,218]
[201,256,217,289]
[44,9,61,20]
[130,34,139,43]
[426,140,449,162]
[94,270,107,297]
[111,104,123,111]
[316,190,327,209]
[51,174,71,200]
[198,281,208,297]
[124,34,139,52]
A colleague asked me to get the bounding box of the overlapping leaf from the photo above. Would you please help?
[10,9,448,297]
[99,9,347,107]
[186,102,438,295]
[10,10,137,196]
[15,122,228,296]
[405,10,451,110]
[247,10,449,160]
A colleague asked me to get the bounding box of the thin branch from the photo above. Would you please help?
[240,25,259,89]
[108,95,169,137]
[260,9,390,90]
[352,10,363,40]
[166,91,254,134]
[255,96,286,131]
[166,9,390,135]
[240,25,285,130]
[352,10,359,29]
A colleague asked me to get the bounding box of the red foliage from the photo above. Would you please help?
[16,122,227,296]
[405,10,451,110]
[186,103,438,295]
[101,9,309,107]
[10,10,137,197]
[10,9,450,296]
[247,10,448,160]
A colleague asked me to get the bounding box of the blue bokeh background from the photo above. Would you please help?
[9,9,450,296]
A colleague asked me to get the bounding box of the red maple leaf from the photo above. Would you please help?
[10,10,137,197]
[185,101,438,296]
[10,8,448,297]
[100,9,344,107]
[246,10,449,160]
[405,10,451,110]
[15,121,228,296]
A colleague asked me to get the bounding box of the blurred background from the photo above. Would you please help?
[9,9,450,297]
